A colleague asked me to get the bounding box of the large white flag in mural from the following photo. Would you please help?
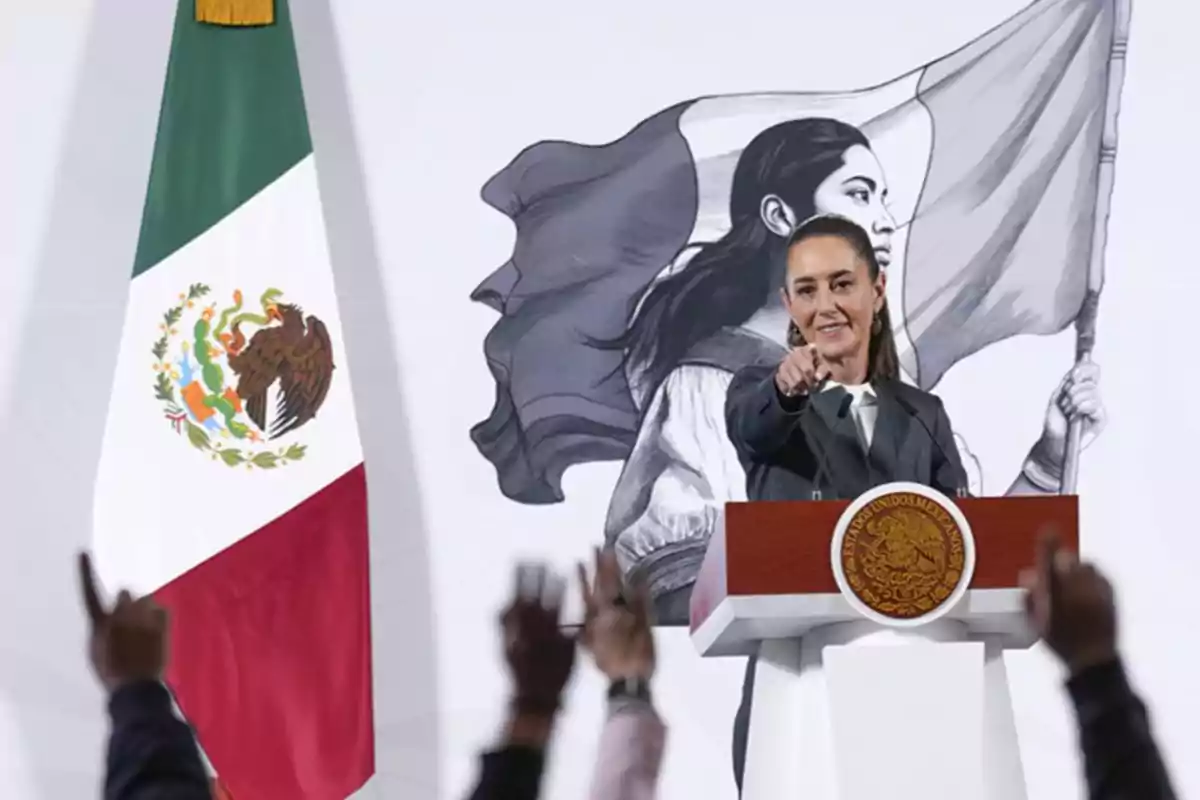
[471,0,1120,503]
[469,0,1124,631]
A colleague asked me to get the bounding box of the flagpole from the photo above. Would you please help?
[1059,0,1131,494]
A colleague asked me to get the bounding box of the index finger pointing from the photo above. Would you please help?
[630,573,654,627]
[595,549,621,605]
[1035,527,1062,601]
[77,551,106,626]
[577,561,594,613]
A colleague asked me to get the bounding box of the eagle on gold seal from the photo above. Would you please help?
[838,490,968,621]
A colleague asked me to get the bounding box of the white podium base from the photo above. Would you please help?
[741,619,1026,800]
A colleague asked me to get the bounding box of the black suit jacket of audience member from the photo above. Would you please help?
[106,681,210,800]
[724,362,969,502]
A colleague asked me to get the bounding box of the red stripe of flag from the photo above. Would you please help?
[157,464,374,799]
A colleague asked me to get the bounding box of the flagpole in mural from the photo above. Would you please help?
[1061,0,1131,494]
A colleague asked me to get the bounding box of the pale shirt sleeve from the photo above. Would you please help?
[604,365,746,596]
[587,701,667,800]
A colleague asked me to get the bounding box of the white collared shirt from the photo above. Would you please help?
[824,381,877,451]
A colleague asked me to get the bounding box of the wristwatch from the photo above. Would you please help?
[607,676,652,703]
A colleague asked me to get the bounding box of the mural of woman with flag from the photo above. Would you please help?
[470,0,1122,625]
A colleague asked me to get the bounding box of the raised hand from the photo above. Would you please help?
[501,562,576,715]
[1020,530,1118,675]
[578,548,655,682]
[774,344,831,398]
[78,552,169,692]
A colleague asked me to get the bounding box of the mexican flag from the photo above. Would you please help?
[91,1,373,797]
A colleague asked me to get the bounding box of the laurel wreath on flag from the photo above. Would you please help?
[151,283,308,470]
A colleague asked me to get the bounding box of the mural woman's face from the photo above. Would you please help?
[811,144,897,267]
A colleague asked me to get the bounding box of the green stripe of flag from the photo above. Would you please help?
[133,0,312,278]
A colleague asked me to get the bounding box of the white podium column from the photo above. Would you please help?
[741,619,1027,800]
[981,636,1028,800]
[741,636,836,800]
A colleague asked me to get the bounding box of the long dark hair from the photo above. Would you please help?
[605,118,872,394]
[783,215,900,383]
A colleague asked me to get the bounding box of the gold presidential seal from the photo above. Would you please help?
[836,487,970,622]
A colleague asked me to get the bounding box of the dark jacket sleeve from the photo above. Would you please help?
[929,397,969,496]
[725,364,808,460]
[1067,659,1176,800]
[105,681,211,800]
[467,746,546,800]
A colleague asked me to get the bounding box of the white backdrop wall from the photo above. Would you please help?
[0,0,95,426]
[0,3,175,796]
[1,2,174,797]
[2,1,1198,799]
[327,0,1200,798]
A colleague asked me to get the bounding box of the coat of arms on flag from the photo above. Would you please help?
[152,283,334,469]
[469,0,1129,624]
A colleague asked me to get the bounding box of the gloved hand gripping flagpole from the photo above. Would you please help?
[1059,0,1131,494]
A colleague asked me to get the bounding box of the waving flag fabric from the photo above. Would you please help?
[471,0,1123,505]
[91,1,374,797]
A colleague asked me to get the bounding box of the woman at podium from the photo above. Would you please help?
[724,213,969,503]
[722,213,969,791]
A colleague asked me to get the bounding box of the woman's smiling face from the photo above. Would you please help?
[812,144,897,267]
[783,232,885,368]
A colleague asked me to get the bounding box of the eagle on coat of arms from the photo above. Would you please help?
[151,284,336,469]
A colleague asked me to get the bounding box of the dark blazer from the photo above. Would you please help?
[724,363,969,501]
[1070,660,1178,800]
[105,681,210,800]
[468,746,546,800]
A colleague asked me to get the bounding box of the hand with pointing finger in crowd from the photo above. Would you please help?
[468,565,577,800]
[79,551,212,800]
[577,548,655,682]
[1020,530,1117,675]
[78,552,169,692]
[499,563,576,748]
[1020,532,1178,800]
[578,549,667,800]
[774,344,831,399]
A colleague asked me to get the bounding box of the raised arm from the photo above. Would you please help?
[1069,660,1176,800]
[725,346,831,460]
[1023,533,1177,800]
[1005,361,1107,497]
[77,553,210,800]
[105,682,211,800]
[468,564,576,800]
[590,699,666,800]
[580,550,665,800]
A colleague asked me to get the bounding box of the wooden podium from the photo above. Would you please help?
[689,484,1077,800]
